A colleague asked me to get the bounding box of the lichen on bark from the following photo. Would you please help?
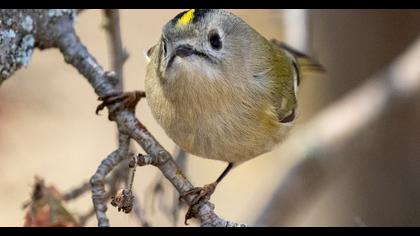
[0,9,75,85]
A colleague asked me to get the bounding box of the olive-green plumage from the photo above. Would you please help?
[145,9,321,165]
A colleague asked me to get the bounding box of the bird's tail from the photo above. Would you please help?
[271,39,326,77]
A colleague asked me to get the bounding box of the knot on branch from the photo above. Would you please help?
[156,150,171,165]
[136,153,155,166]
[104,71,119,86]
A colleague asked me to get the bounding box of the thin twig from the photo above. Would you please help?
[103,9,128,91]
[78,208,95,226]
[63,158,131,227]
[63,182,91,201]
[90,134,131,227]
[132,192,151,227]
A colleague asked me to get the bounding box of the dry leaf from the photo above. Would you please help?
[23,176,79,227]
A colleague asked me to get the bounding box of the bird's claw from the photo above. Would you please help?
[96,91,145,121]
[179,182,217,225]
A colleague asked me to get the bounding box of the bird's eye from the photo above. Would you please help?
[208,30,222,50]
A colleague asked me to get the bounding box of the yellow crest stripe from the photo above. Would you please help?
[177,9,195,26]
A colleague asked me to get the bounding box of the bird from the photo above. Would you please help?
[142,9,324,223]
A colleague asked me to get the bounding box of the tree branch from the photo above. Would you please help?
[90,134,131,226]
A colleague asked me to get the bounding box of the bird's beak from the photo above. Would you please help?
[175,44,194,58]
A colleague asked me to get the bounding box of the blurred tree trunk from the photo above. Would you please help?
[274,10,420,226]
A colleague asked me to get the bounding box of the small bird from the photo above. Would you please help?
[144,9,323,222]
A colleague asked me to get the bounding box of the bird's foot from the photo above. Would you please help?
[179,182,218,225]
[96,91,145,121]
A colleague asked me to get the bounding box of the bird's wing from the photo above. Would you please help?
[269,40,325,124]
[264,43,299,124]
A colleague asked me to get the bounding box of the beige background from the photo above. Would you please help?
[1,10,420,226]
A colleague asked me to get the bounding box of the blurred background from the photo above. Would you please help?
[0,9,420,226]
